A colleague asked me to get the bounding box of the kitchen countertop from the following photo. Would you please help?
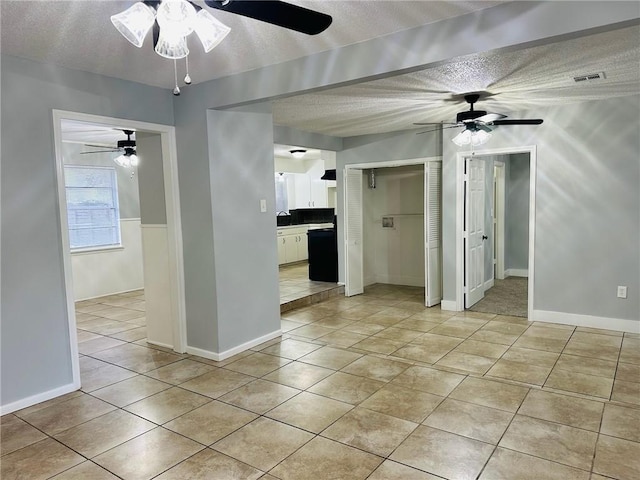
[277,223,334,231]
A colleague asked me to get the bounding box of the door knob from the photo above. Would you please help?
[482,235,488,240]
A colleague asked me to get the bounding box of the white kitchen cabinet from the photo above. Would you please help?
[277,227,309,265]
[277,236,287,264]
[284,235,299,263]
[292,159,328,208]
[295,233,308,261]
[308,158,328,208]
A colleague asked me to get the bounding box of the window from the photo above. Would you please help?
[275,172,290,213]
[64,165,121,250]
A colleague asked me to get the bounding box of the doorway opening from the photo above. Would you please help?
[273,146,340,312]
[344,157,442,306]
[456,147,536,319]
[52,110,186,390]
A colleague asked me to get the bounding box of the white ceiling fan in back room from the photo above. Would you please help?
[111,0,332,95]
[415,93,544,146]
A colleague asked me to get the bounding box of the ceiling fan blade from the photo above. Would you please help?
[414,122,459,126]
[475,113,506,123]
[153,20,160,49]
[80,150,120,154]
[416,125,461,135]
[204,1,332,35]
[491,119,544,125]
[83,143,115,149]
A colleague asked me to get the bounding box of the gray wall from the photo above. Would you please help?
[136,133,167,225]
[208,106,281,352]
[62,142,141,220]
[506,153,530,272]
[170,83,219,353]
[442,95,640,321]
[173,82,281,354]
[1,54,173,408]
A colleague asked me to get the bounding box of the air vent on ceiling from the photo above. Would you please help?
[573,72,606,83]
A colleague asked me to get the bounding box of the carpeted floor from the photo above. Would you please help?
[469,277,528,317]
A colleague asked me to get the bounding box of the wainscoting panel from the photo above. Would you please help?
[141,224,173,348]
[71,218,144,301]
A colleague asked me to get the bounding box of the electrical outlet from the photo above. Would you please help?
[617,286,627,299]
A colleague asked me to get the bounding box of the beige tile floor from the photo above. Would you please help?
[278,262,342,312]
[2,284,640,479]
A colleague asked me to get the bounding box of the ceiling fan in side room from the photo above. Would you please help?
[415,93,543,146]
[82,130,139,168]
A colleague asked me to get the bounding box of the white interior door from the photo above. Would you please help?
[465,158,486,308]
[344,168,364,296]
[425,161,442,307]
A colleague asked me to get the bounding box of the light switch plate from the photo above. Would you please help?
[260,199,267,213]
[617,286,627,299]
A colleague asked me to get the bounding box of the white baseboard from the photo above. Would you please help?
[186,329,283,362]
[77,287,144,302]
[532,310,640,334]
[484,279,495,290]
[1,381,80,415]
[375,274,425,288]
[505,269,528,278]
[146,340,174,350]
[440,300,459,312]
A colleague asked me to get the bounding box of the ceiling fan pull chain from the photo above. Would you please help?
[184,54,192,85]
[172,59,181,96]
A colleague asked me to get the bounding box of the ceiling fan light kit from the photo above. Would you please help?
[112,1,331,95]
[452,128,491,147]
[114,148,140,168]
[112,0,231,94]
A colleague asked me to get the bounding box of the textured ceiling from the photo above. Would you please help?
[7,1,638,143]
[0,0,504,89]
[272,24,640,137]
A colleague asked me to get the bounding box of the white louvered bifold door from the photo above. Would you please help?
[344,168,364,296]
[425,161,442,307]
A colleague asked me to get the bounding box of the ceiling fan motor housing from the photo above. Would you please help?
[457,110,487,123]
[117,129,136,149]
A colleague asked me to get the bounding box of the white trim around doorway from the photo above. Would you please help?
[343,156,442,303]
[52,110,187,392]
[454,146,537,320]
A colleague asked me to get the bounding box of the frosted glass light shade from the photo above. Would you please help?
[452,129,472,146]
[471,129,491,146]
[452,129,491,146]
[155,34,189,59]
[156,0,196,38]
[114,154,128,167]
[111,2,156,48]
[114,152,139,168]
[194,9,231,52]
